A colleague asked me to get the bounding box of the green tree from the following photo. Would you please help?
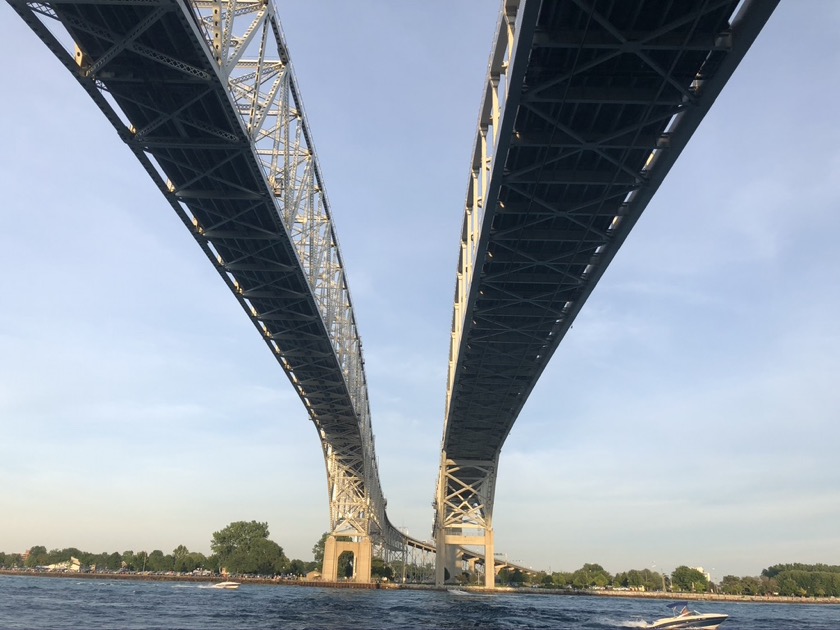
[146,550,168,572]
[173,545,190,571]
[389,560,407,583]
[571,563,612,589]
[550,571,573,588]
[497,567,512,585]
[761,566,840,597]
[720,575,744,595]
[186,552,208,572]
[312,532,329,566]
[763,563,840,579]
[371,557,394,580]
[121,550,136,570]
[172,546,208,573]
[614,568,664,592]
[740,575,763,595]
[10,553,23,568]
[25,546,47,568]
[134,551,149,572]
[204,554,220,573]
[671,566,709,592]
[334,550,354,578]
[235,538,288,575]
[212,521,270,559]
[89,552,109,571]
[107,552,122,570]
[211,520,288,575]
[776,572,806,597]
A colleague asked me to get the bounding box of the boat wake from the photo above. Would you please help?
[447,588,496,597]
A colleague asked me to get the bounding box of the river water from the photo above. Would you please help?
[0,575,836,629]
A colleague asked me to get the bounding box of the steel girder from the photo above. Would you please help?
[6,0,388,543]
[437,0,778,559]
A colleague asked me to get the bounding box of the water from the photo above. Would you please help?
[0,575,836,629]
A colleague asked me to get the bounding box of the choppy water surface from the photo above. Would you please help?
[0,575,836,629]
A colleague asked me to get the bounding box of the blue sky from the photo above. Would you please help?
[1,1,838,580]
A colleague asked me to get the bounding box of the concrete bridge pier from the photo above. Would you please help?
[322,535,372,583]
[435,528,495,588]
[435,537,459,584]
[435,456,498,588]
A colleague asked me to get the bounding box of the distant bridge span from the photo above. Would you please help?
[435,0,778,587]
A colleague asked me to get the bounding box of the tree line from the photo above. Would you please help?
[717,563,840,598]
[523,562,840,598]
[0,521,317,577]
[0,521,394,580]
[3,526,838,597]
[528,563,669,592]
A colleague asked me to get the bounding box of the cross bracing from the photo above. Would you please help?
[437,0,779,568]
[6,0,422,552]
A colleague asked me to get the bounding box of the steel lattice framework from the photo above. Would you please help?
[436,0,778,585]
[6,0,423,554]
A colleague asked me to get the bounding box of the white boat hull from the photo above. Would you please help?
[645,613,728,629]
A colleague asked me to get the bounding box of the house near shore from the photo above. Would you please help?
[39,557,82,572]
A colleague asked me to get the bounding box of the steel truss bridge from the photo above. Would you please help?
[7,0,778,586]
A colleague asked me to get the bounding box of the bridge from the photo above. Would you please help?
[6,0,778,586]
[433,0,779,587]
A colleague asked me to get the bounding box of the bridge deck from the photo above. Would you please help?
[444,0,779,461]
[8,0,389,540]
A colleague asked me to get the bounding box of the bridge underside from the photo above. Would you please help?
[437,0,779,586]
[7,0,399,575]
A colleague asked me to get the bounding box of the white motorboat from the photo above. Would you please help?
[208,581,240,590]
[639,602,728,629]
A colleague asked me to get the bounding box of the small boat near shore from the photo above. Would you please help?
[637,601,728,629]
[206,581,240,590]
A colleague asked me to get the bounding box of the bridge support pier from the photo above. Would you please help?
[434,536,458,585]
[435,528,495,588]
[434,456,498,588]
[484,529,495,588]
[322,535,372,583]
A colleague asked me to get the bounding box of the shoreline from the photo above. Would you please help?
[1,570,837,604]
[0,569,378,589]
